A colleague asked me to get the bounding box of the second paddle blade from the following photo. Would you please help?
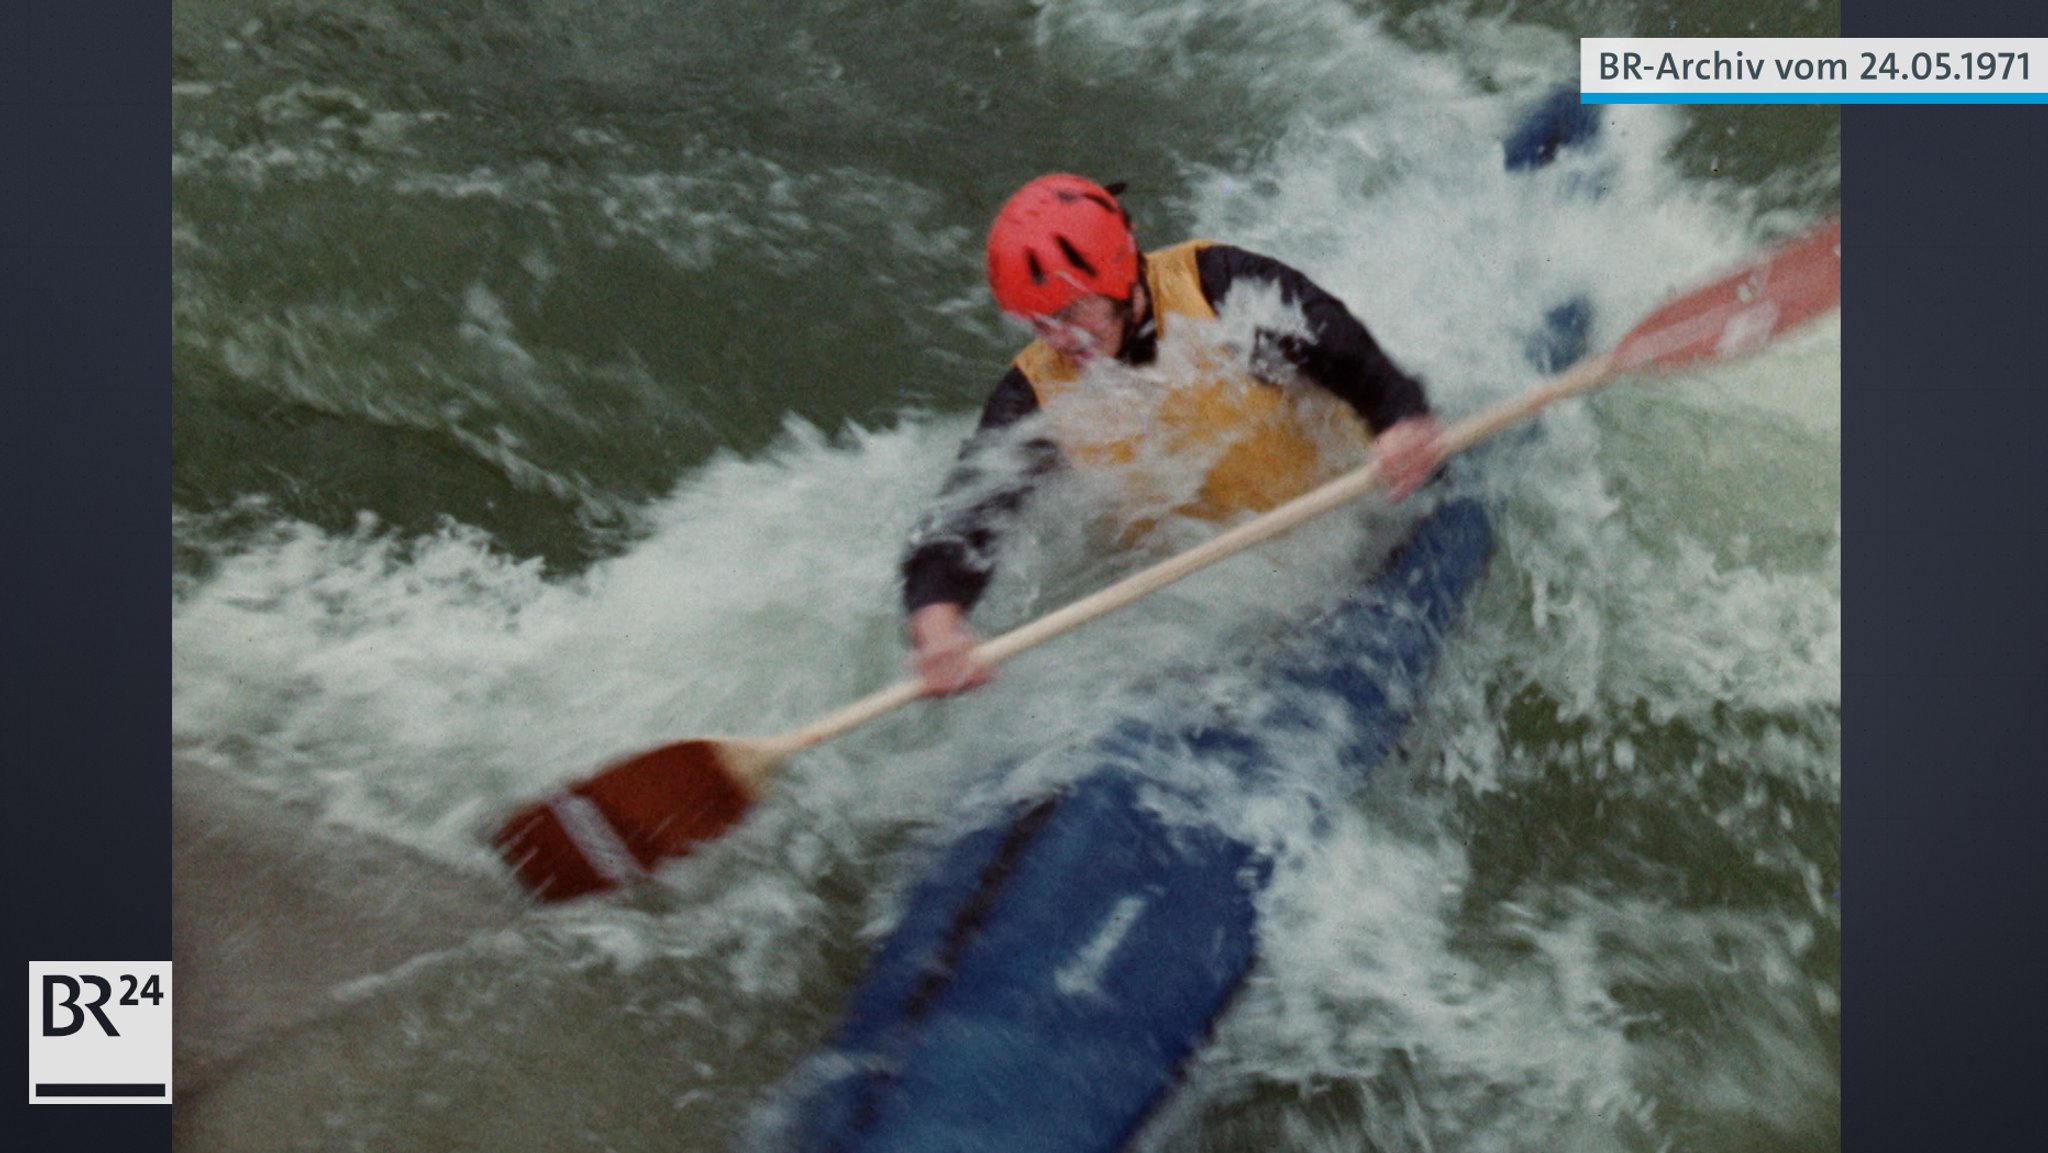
[1614,218,1841,374]
[492,740,757,902]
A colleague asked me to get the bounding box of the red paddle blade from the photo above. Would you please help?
[491,740,756,902]
[1613,218,1841,374]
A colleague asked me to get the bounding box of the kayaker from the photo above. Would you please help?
[902,173,1445,695]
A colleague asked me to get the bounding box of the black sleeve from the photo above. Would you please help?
[900,368,1061,615]
[1195,244,1429,433]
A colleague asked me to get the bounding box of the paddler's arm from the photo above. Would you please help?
[901,369,1060,695]
[1196,245,1445,500]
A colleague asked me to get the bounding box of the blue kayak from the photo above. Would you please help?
[768,495,1495,1153]
[756,90,1600,1153]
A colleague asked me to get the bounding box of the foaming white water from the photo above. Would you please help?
[171,408,1381,866]
[176,419,956,854]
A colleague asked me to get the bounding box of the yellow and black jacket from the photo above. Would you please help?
[902,242,1427,614]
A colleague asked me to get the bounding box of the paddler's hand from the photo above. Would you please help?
[908,603,995,697]
[1370,414,1445,502]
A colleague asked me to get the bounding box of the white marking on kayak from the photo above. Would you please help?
[1055,895,1150,1001]
[548,793,644,887]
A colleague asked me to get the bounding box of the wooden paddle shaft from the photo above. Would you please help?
[774,350,1621,755]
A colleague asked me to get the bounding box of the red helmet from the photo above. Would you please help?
[985,174,1139,317]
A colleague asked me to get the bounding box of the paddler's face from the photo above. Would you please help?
[1029,292,1129,362]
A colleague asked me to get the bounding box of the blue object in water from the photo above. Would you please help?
[1502,86,1602,171]
[1507,87,1602,376]
[1528,296,1594,375]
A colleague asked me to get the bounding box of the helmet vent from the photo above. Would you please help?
[1054,235,1098,278]
[1025,250,1046,284]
